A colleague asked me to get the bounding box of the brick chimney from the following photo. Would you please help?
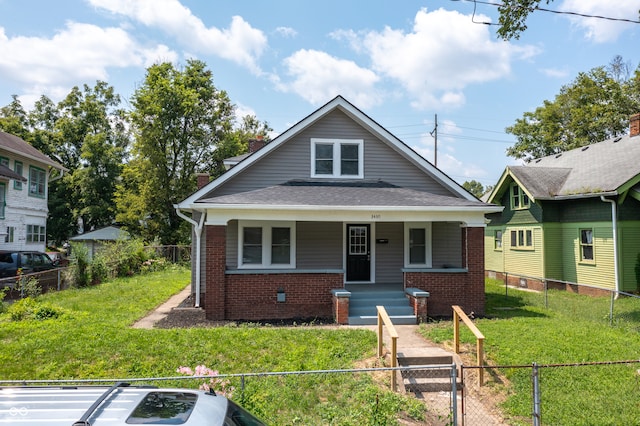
[196,173,210,189]
[631,113,640,138]
[248,135,266,153]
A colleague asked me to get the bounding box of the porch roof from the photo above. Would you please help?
[196,179,499,210]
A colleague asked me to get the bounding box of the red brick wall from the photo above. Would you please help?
[224,273,343,321]
[405,227,485,317]
[204,225,227,320]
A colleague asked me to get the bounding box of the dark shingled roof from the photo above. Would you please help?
[0,163,27,182]
[198,180,488,208]
[522,133,640,196]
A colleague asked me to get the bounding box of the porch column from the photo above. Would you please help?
[462,226,486,316]
[331,289,351,325]
[205,225,226,320]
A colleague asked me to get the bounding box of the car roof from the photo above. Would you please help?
[0,384,230,425]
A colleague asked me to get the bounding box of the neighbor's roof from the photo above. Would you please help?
[69,226,129,241]
[0,131,66,171]
[490,133,640,201]
[0,163,27,181]
[197,180,492,210]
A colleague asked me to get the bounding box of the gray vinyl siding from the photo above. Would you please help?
[375,222,403,283]
[432,222,462,268]
[296,222,343,269]
[205,109,457,198]
[226,220,238,269]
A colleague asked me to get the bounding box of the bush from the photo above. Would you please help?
[15,272,41,298]
[68,242,91,288]
[89,254,109,284]
[7,297,64,321]
[99,238,150,278]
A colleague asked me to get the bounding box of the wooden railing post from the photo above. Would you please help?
[452,305,485,387]
[376,306,399,391]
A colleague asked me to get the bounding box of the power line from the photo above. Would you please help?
[460,0,640,25]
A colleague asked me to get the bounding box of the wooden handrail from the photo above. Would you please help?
[377,306,399,391]
[452,305,485,387]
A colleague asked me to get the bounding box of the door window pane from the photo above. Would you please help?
[349,226,367,255]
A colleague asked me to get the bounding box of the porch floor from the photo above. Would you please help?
[345,283,416,325]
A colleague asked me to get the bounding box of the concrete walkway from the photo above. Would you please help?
[131,285,191,328]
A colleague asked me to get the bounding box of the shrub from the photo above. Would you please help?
[89,254,109,284]
[99,238,150,278]
[15,271,42,299]
[7,297,64,321]
[67,242,91,288]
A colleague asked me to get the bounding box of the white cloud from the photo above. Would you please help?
[540,67,570,79]
[559,0,639,43]
[0,22,175,101]
[341,8,538,110]
[89,0,268,73]
[275,27,297,38]
[280,49,382,108]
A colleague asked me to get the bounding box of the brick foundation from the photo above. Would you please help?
[404,227,485,317]
[486,271,612,297]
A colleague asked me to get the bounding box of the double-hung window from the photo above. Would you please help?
[29,166,46,198]
[494,230,503,250]
[510,183,530,210]
[510,228,533,249]
[0,183,5,219]
[14,161,23,190]
[580,229,594,261]
[26,224,46,243]
[404,223,432,267]
[239,221,295,268]
[311,139,363,178]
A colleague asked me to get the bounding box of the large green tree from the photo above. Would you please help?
[506,61,640,162]
[117,60,237,244]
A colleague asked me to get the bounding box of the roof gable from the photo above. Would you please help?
[179,96,474,208]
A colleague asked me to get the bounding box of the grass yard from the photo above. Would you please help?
[420,278,640,425]
[0,266,425,425]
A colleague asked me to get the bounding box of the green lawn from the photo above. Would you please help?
[0,266,424,425]
[420,278,640,425]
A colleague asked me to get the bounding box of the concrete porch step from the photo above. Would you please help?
[348,314,417,325]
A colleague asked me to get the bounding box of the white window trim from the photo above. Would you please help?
[238,220,296,269]
[310,138,364,179]
[404,222,432,268]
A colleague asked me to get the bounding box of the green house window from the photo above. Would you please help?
[510,184,530,210]
[580,229,594,261]
[494,230,503,250]
[14,161,23,190]
[29,166,46,198]
[510,228,533,249]
[0,183,5,219]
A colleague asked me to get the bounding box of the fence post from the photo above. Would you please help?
[609,291,615,326]
[532,362,541,426]
[451,363,458,426]
[543,280,548,309]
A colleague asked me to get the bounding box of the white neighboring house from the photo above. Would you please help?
[0,131,66,252]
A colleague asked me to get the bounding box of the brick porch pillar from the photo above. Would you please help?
[331,289,351,325]
[205,225,226,320]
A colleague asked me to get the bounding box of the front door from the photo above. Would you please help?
[346,224,371,281]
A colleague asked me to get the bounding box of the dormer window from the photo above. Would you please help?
[510,183,530,210]
[311,138,363,178]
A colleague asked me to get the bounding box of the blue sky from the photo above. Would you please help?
[0,0,638,189]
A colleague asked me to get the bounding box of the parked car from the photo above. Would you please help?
[0,382,266,425]
[0,251,61,295]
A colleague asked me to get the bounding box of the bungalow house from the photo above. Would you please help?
[176,96,502,324]
[485,113,640,295]
[0,131,66,252]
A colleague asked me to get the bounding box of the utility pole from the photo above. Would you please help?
[430,114,438,166]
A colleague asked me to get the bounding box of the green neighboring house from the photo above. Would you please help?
[485,114,640,294]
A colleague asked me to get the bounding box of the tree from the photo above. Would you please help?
[496,0,552,40]
[496,1,640,40]
[462,180,486,198]
[506,60,640,162]
[0,95,29,139]
[117,60,237,244]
